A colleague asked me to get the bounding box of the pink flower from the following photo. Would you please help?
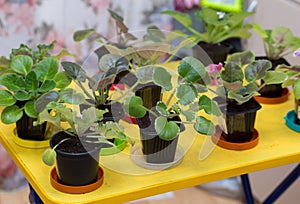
[293,48,300,57]
[208,63,223,74]
[175,0,200,12]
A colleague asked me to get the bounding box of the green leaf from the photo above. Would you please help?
[34,91,59,113]
[10,55,33,75]
[161,10,192,28]
[271,26,294,46]
[155,116,179,141]
[53,71,72,88]
[294,78,300,100]
[198,95,221,116]
[35,108,60,127]
[89,73,115,91]
[98,54,129,74]
[252,23,268,39]
[262,71,288,85]
[226,50,255,66]
[39,79,56,92]
[156,101,169,116]
[14,90,31,101]
[181,110,194,121]
[73,28,96,41]
[61,61,87,82]
[123,96,146,118]
[153,66,172,91]
[228,91,260,104]
[35,57,59,81]
[194,116,215,135]
[245,60,272,83]
[136,65,154,84]
[176,84,197,105]
[0,73,26,91]
[59,88,85,104]
[42,148,56,166]
[1,105,23,124]
[221,62,243,83]
[24,101,37,118]
[0,90,16,106]
[25,71,38,91]
[178,57,207,83]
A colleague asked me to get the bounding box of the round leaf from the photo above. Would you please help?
[34,91,59,113]
[262,71,288,85]
[98,54,129,73]
[53,71,72,88]
[198,95,221,116]
[221,62,243,83]
[1,105,23,124]
[178,57,207,83]
[123,96,146,118]
[59,88,85,104]
[10,55,33,75]
[61,61,87,82]
[153,66,172,91]
[156,101,169,116]
[0,90,16,106]
[136,66,154,84]
[39,79,56,92]
[24,101,37,118]
[14,90,31,101]
[25,71,38,91]
[42,149,56,166]
[194,116,215,135]
[0,73,26,91]
[176,84,197,105]
[155,116,179,140]
[35,57,59,81]
[245,60,272,83]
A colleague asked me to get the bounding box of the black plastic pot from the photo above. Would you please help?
[134,83,162,110]
[215,97,262,143]
[294,98,300,125]
[193,42,232,65]
[50,132,101,186]
[15,101,46,141]
[136,111,184,164]
[257,57,290,98]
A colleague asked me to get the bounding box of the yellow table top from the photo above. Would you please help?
[1,61,300,204]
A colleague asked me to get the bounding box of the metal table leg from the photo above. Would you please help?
[240,174,255,204]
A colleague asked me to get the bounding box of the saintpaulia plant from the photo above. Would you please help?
[123,56,222,140]
[34,100,133,166]
[213,50,288,104]
[161,7,253,44]
[0,42,72,124]
[252,23,300,60]
[276,48,300,100]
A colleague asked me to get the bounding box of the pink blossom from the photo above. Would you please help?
[175,0,200,12]
[208,63,223,74]
[293,48,300,57]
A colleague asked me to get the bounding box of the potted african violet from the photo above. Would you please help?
[161,7,253,64]
[252,23,300,101]
[124,56,221,164]
[35,92,133,192]
[211,50,287,150]
[0,42,72,141]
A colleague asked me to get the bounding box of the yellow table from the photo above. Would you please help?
[1,62,300,204]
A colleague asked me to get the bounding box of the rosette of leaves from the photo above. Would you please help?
[123,56,222,141]
[34,100,133,166]
[161,7,253,44]
[0,42,72,124]
[252,23,300,60]
[61,54,129,107]
[216,50,288,104]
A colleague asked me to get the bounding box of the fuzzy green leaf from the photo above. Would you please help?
[61,61,87,82]
[176,84,197,105]
[59,88,85,105]
[155,116,179,141]
[226,50,255,66]
[161,10,192,28]
[39,79,56,92]
[35,57,59,81]
[181,110,195,121]
[0,90,16,106]
[10,55,33,75]
[228,91,260,104]
[73,28,96,41]
[153,66,172,91]
[262,71,288,85]
[194,116,215,135]
[25,71,38,91]
[0,73,26,91]
[24,101,37,118]
[123,96,147,118]
[136,65,154,84]
[221,62,244,83]
[178,57,207,83]
[245,60,272,83]
[98,54,129,74]
[42,148,56,166]
[198,95,221,116]
[1,105,23,124]
[14,90,31,101]
[53,71,72,88]
[34,91,59,113]
[156,101,169,116]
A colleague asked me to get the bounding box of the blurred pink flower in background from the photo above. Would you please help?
[175,0,200,12]
[208,63,223,86]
